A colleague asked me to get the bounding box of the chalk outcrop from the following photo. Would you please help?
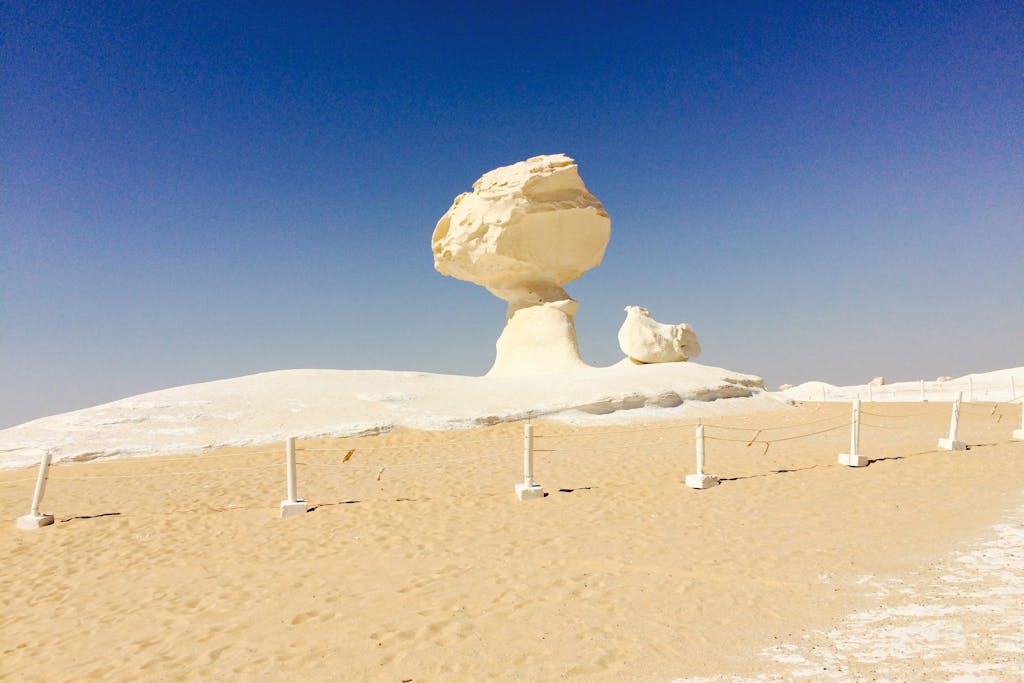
[618,306,701,364]
[868,376,886,386]
[0,363,771,470]
[432,154,610,375]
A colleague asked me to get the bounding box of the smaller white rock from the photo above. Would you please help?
[778,383,795,391]
[618,306,701,364]
[868,376,886,386]
[936,376,953,382]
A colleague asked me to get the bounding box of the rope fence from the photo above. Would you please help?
[7,394,1023,528]
[48,463,283,481]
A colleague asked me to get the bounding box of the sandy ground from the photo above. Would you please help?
[2,401,1023,682]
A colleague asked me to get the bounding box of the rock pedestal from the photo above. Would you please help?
[492,300,588,376]
[432,154,610,375]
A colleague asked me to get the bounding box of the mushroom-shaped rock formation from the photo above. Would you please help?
[432,154,610,376]
[618,306,701,364]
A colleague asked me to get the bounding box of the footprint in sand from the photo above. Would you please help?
[290,610,319,625]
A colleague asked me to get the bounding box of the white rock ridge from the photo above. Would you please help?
[618,306,701,364]
[777,367,1024,403]
[0,364,770,470]
[432,154,610,376]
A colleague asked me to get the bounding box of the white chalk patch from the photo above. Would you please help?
[669,501,1024,682]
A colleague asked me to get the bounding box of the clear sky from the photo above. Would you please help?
[2,1,1022,428]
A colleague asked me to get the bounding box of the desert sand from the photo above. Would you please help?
[3,399,1023,681]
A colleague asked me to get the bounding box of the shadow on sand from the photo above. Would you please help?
[59,512,121,523]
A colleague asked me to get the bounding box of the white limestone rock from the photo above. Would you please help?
[491,299,588,376]
[618,306,701,364]
[868,376,886,386]
[778,383,795,391]
[432,153,610,304]
[432,154,610,375]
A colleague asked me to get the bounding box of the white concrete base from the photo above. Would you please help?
[1013,429,1024,442]
[16,513,55,530]
[684,473,719,489]
[838,453,869,467]
[280,499,308,518]
[515,483,545,501]
[937,438,967,451]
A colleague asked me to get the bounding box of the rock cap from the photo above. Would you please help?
[432,154,610,302]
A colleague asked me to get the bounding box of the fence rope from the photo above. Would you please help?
[125,449,282,464]
[959,403,1002,415]
[532,423,697,439]
[859,420,910,430]
[705,422,850,444]
[297,436,519,452]
[859,410,934,419]
[45,462,283,481]
[533,411,852,441]
[0,476,40,487]
[701,412,848,432]
[522,438,694,455]
[0,447,282,478]
[297,450,512,471]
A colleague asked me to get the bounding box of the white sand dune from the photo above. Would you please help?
[0,360,768,470]
[780,367,1024,404]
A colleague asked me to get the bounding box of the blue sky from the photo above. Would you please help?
[2,1,1022,428]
